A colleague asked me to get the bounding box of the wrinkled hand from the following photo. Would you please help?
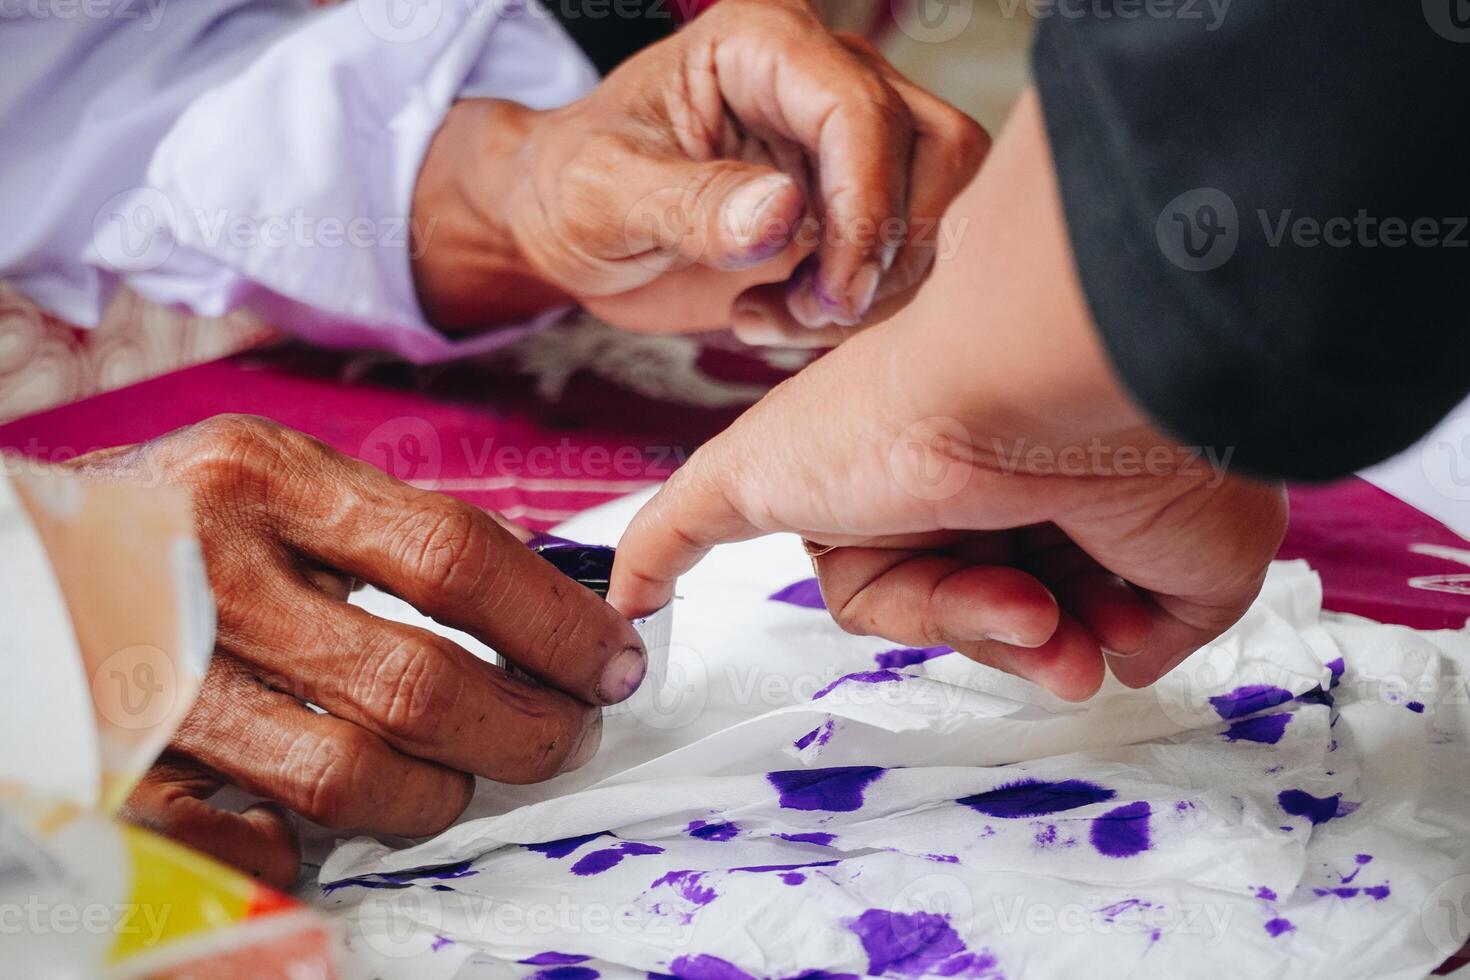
[609,335,1288,702]
[68,415,646,888]
[412,0,987,347]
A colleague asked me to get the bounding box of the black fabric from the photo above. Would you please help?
[1032,1,1469,480]
[542,0,678,75]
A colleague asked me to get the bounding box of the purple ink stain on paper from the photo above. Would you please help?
[927,853,960,863]
[731,860,841,875]
[1255,886,1278,902]
[768,766,885,812]
[1278,790,1354,826]
[1407,701,1426,713]
[1265,918,1295,937]
[1364,884,1391,901]
[525,833,606,859]
[959,778,1115,819]
[669,954,757,980]
[570,840,664,876]
[780,872,805,885]
[776,831,836,847]
[430,935,454,952]
[1341,854,1373,883]
[1223,713,1292,744]
[1090,802,1152,858]
[812,670,903,700]
[845,909,1000,978]
[688,820,739,842]
[1209,685,1295,720]
[650,870,718,906]
[378,861,476,884]
[874,646,953,669]
[794,720,835,751]
[769,579,825,609]
[533,969,598,980]
[521,953,593,965]
[1327,658,1345,687]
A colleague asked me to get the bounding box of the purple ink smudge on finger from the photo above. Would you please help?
[669,954,758,980]
[1223,712,1293,744]
[1265,918,1295,937]
[874,646,953,669]
[768,766,885,812]
[525,833,606,859]
[769,579,826,609]
[521,953,593,965]
[1209,685,1296,720]
[570,841,664,876]
[958,778,1115,818]
[688,820,739,842]
[812,670,903,700]
[1090,802,1152,858]
[776,832,836,846]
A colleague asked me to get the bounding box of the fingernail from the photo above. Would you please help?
[786,261,831,329]
[723,175,795,247]
[985,631,1048,649]
[1102,646,1141,660]
[732,303,787,346]
[847,262,882,320]
[597,645,647,705]
[565,712,603,772]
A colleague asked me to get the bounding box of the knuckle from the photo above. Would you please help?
[359,632,453,745]
[940,113,990,170]
[391,497,491,595]
[285,729,373,827]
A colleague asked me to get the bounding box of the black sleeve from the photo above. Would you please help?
[1032,0,1469,480]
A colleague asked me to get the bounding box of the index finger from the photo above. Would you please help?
[282,452,649,706]
[609,461,760,618]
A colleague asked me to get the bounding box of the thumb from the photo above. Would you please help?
[616,159,806,281]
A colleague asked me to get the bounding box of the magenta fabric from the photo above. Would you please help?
[0,345,1465,632]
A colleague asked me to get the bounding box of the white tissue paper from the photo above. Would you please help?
[321,489,1470,980]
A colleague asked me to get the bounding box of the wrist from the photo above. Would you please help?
[410,99,571,334]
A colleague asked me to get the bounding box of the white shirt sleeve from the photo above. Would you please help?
[0,0,597,363]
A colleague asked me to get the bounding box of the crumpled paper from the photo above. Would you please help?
[320,489,1470,980]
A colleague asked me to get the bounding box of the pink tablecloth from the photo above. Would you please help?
[1,344,1466,632]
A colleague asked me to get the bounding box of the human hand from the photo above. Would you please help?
[608,92,1288,702]
[411,0,987,347]
[68,415,646,887]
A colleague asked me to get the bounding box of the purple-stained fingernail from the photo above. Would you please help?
[597,646,648,705]
[786,261,831,329]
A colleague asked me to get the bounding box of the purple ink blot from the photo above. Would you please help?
[1278,790,1349,826]
[570,840,664,876]
[525,833,606,859]
[874,646,953,669]
[668,954,757,980]
[650,870,718,906]
[845,909,1000,978]
[812,670,903,700]
[1314,887,1360,899]
[1264,918,1295,937]
[769,579,826,609]
[688,820,739,842]
[1326,658,1345,687]
[768,766,885,812]
[521,953,594,966]
[776,832,836,847]
[731,860,841,874]
[1407,701,1426,713]
[1364,884,1391,901]
[1209,685,1295,720]
[532,969,598,980]
[1222,712,1292,744]
[378,861,476,883]
[794,727,821,750]
[780,872,805,885]
[1255,886,1278,902]
[1090,802,1152,858]
[927,854,960,863]
[430,935,454,952]
[958,778,1115,819]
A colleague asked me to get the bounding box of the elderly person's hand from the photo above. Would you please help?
[411,0,987,348]
[67,415,645,888]
[609,93,1289,702]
